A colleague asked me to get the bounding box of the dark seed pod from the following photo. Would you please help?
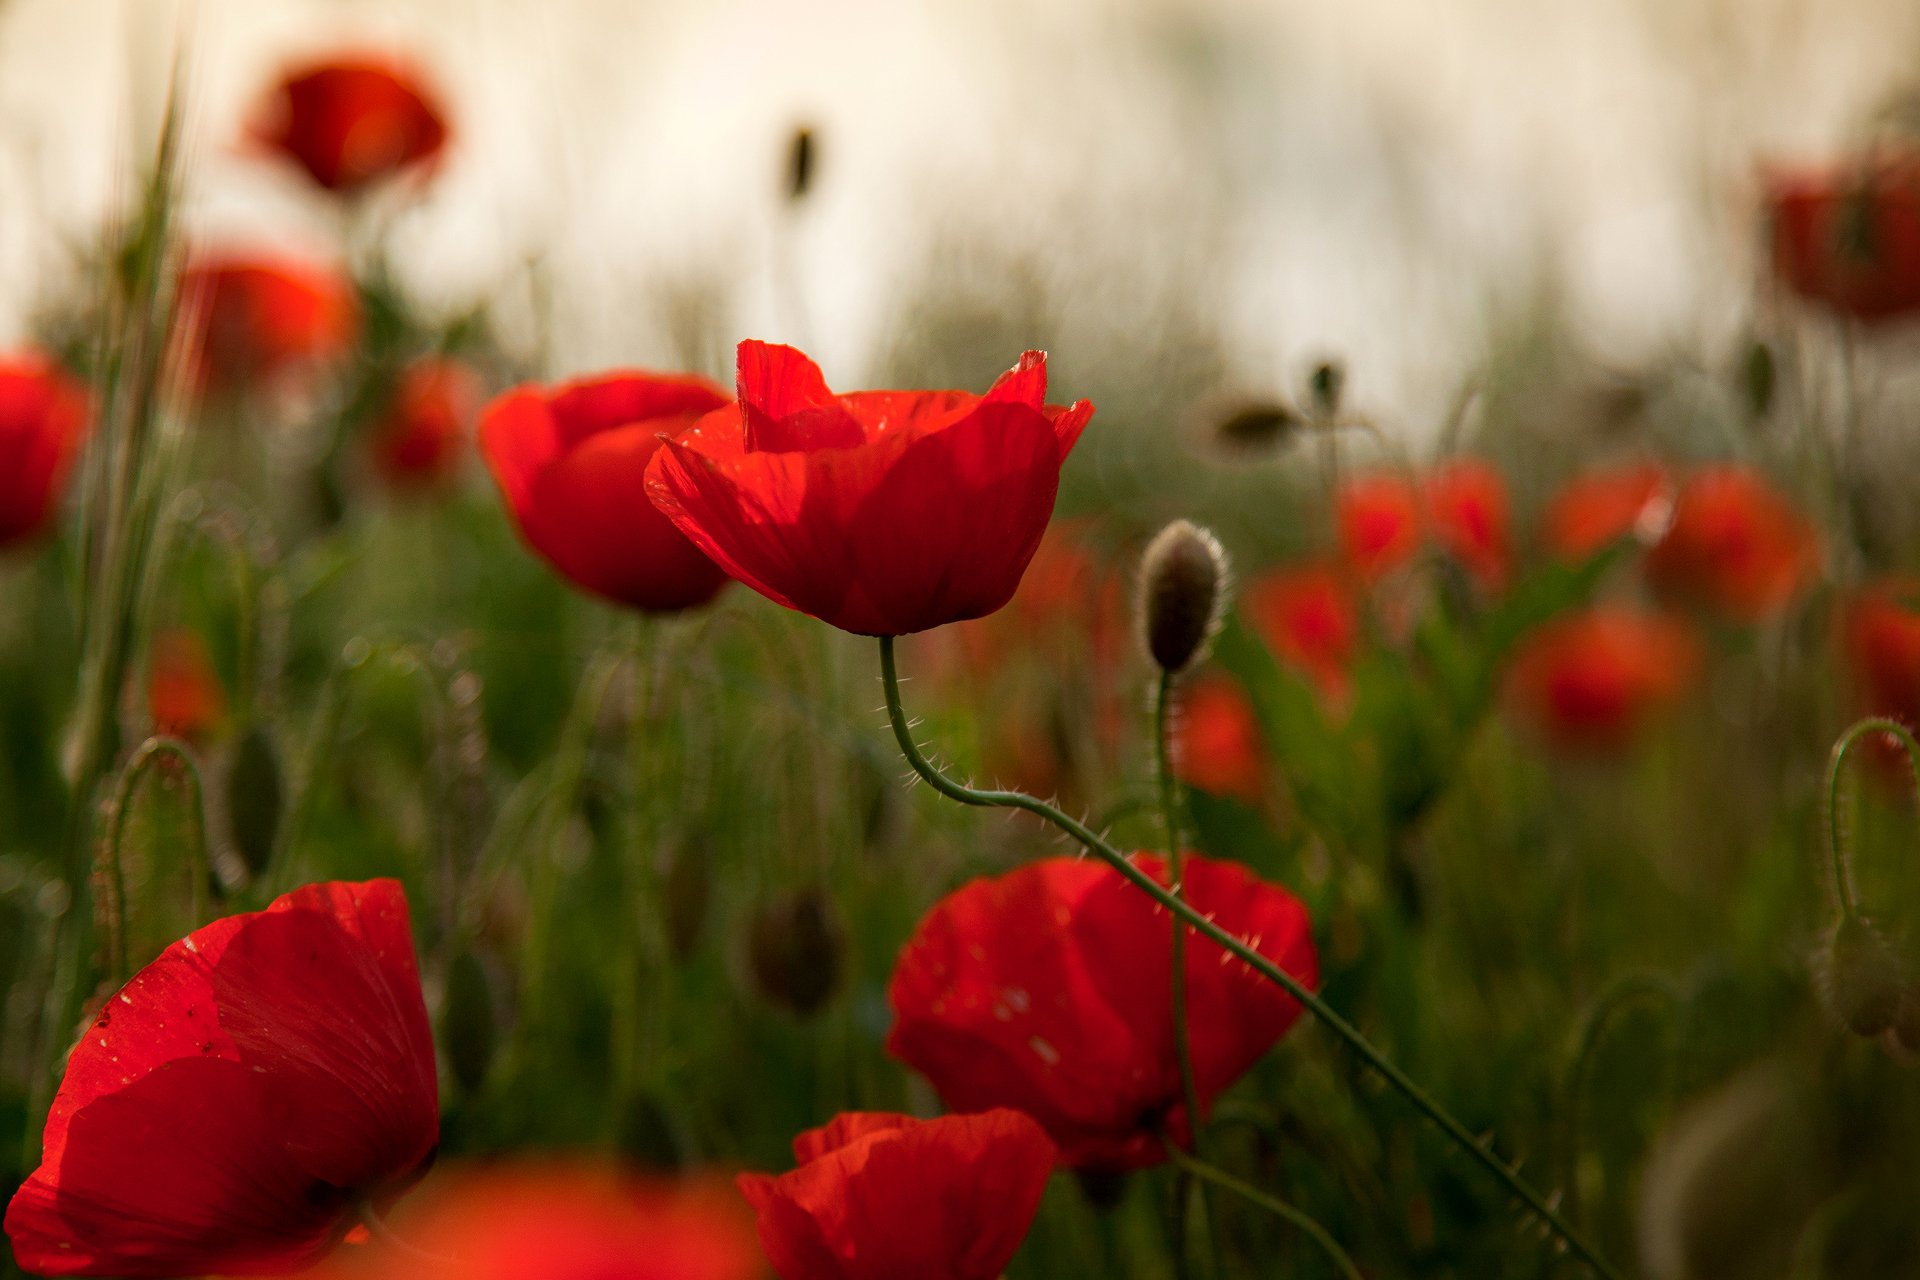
[660,836,712,960]
[1819,915,1905,1039]
[1307,359,1346,420]
[785,125,817,203]
[1741,338,1776,421]
[1137,520,1229,675]
[747,885,845,1017]
[1209,399,1301,453]
[439,948,498,1095]
[223,723,283,878]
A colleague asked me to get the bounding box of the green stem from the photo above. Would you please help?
[1162,1142,1364,1280]
[877,635,1622,1280]
[1557,974,1681,1227]
[99,735,214,978]
[1822,716,1920,919]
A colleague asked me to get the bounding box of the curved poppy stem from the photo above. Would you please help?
[355,1199,454,1265]
[100,735,214,977]
[1556,973,1681,1227]
[877,636,1623,1280]
[1161,1142,1363,1280]
[1823,716,1920,919]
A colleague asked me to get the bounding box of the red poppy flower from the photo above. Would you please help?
[1424,458,1509,590]
[646,341,1094,636]
[1840,579,1920,728]
[1173,672,1267,804]
[1544,461,1670,561]
[887,854,1317,1171]
[0,354,89,548]
[371,359,480,488]
[1243,561,1357,703]
[1505,607,1699,753]
[1765,157,1920,323]
[146,628,227,743]
[1644,465,1820,621]
[480,371,733,612]
[5,880,438,1276]
[248,55,450,195]
[737,1110,1054,1280]
[338,1167,762,1280]
[1335,471,1421,582]
[176,254,358,397]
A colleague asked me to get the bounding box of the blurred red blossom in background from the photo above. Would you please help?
[370,358,481,489]
[3,880,437,1277]
[175,253,358,398]
[1335,470,1421,582]
[247,54,450,196]
[646,342,1093,636]
[1244,561,1358,705]
[1645,465,1820,621]
[0,353,89,549]
[480,370,733,613]
[1424,458,1510,591]
[1766,155,1920,323]
[145,628,228,744]
[737,1110,1053,1280]
[1505,607,1700,754]
[1543,460,1670,561]
[1172,671,1267,804]
[1839,578,1920,747]
[887,854,1316,1171]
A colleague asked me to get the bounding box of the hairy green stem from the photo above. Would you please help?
[1162,1142,1364,1280]
[1557,974,1681,1227]
[1823,716,1920,919]
[98,736,214,979]
[878,635,1621,1280]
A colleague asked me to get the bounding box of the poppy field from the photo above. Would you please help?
[4,5,1920,1279]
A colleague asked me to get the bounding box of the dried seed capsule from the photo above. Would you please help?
[1138,520,1229,674]
[1208,399,1301,453]
[785,125,818,203]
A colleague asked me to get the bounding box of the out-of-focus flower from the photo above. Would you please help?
[1544,460,1670,561]
[4,880,438,1276]
[1839,579,1920,785]
[370,359,481,488]
[1644,465,1819,621]
[1244,561,1357,704]
[146,628,227,743]
[1505,608,1699,753]
[176,253,358,398]
[248,55,450,195]
[480,371,733,612]
[0,354,90,548]
[887,854,1316,1171]
[1335,471,1421,582]
[646,341,1093,636]
[1173,672,1266,804]
[737,1110,1054,1280]
[340,1167,763,1280]
[1765,157,1920,323]
[1424,458,1509,590]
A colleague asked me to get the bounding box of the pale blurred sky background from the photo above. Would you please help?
[1,0,1917,435]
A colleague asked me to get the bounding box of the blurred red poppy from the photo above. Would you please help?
[1424,458,1509,590]
[887,854,1316,1170]
[248,55,450,195]
[339,1167,762,1280]
[1335,471,1421,581]
[481,371,733,612]
[1543,460,1670,561]
[1244,561,1357,703]
[371,358,481,488]
[0,354,89,548]
[1840,579,1920,733]
[176,254,358,397]
[1644,465,1819,620]
[5,880,438,1276]
[646,341,1094,636]
[147,628,227,743]
[1505,607,1699,753]
[737,1110,1054,1280]
[1765,157,1920,323]
[1174,672,1266,803]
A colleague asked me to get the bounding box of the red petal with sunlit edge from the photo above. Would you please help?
[479,372,733,613]
[4,880,438,1277]
[0,355,90,548]
[737,1109,1056,1280]
[886,855,1317,1171]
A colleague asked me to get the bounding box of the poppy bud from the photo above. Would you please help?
[1206,399,1301,453]
[785,125,817,203]
[1138,520,1229,675]
[439,946,498,1094]
[1308,358,1345,420]
[223,722,283,878]
[746,885,845,1017]
[660,835,711,960]
[1818,915,1906,1038]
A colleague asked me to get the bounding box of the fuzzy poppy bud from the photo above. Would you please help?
[1138,520,1229,674]
[785,125,817,203]
[223,722,283,878]
[747,886,845,1017]
[1819,915,1906,1038]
